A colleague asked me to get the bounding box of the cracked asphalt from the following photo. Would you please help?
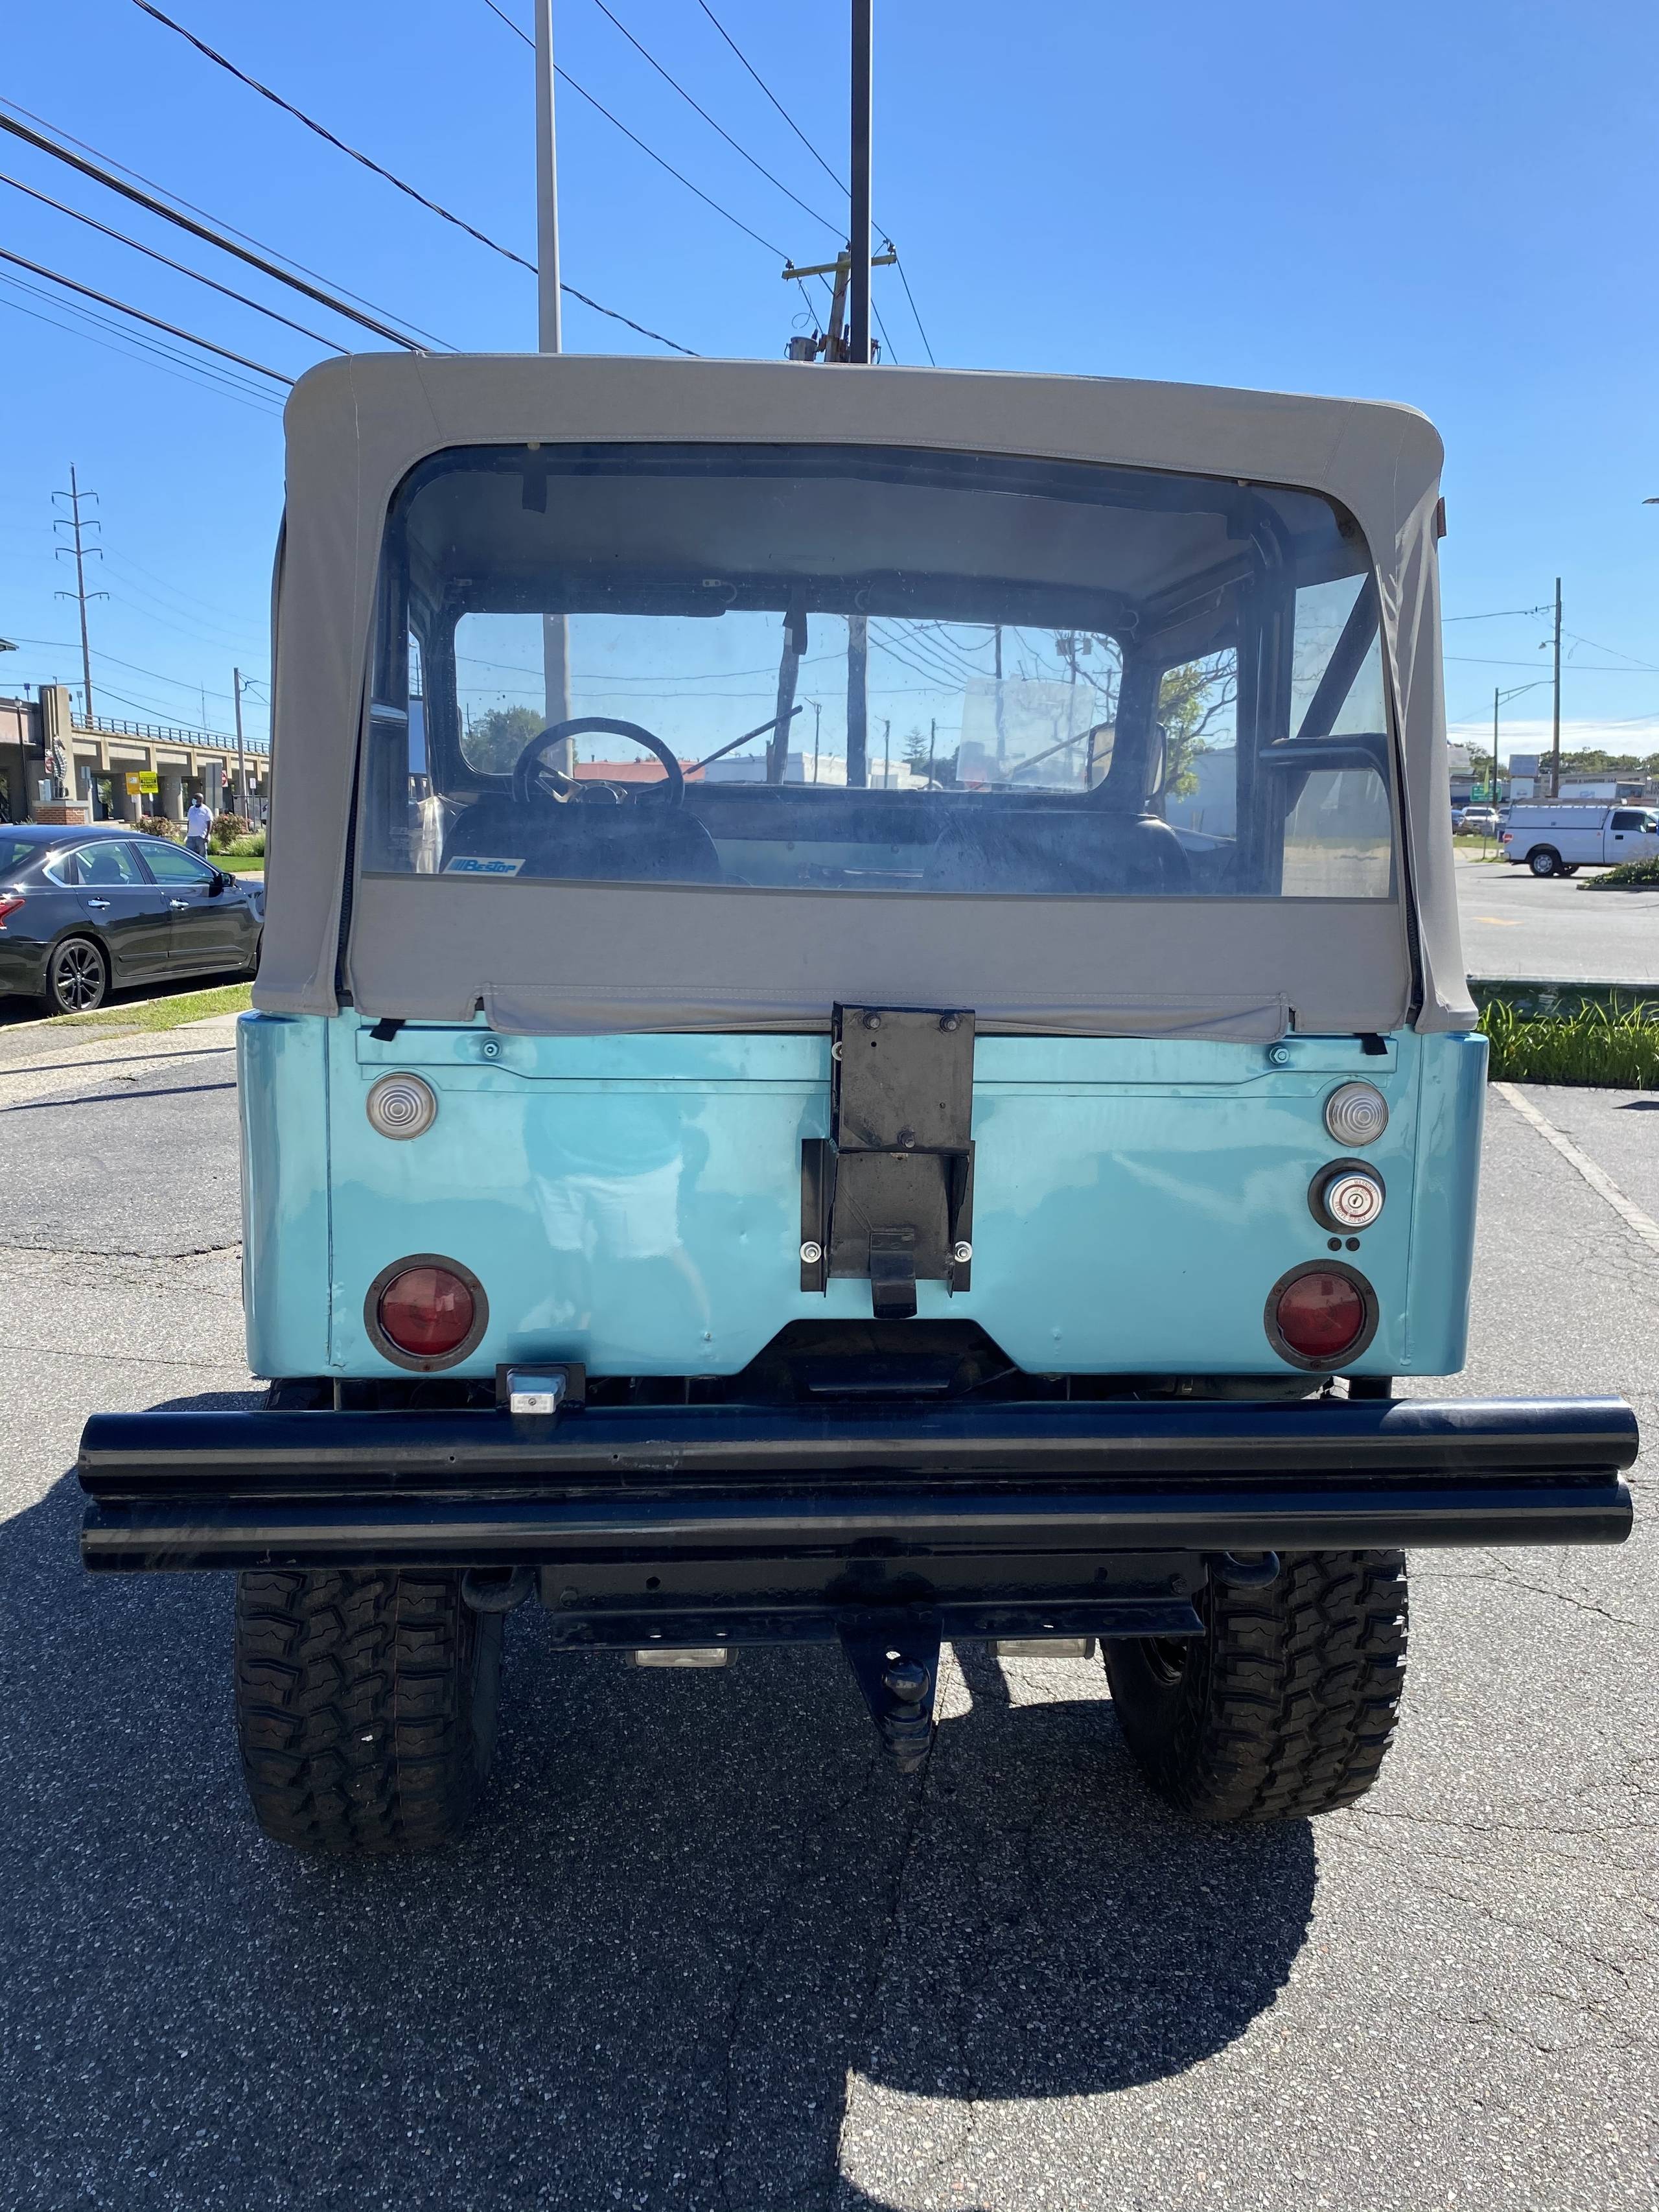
[0,1030,1654,2211]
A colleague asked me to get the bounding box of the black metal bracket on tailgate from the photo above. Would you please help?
[801,1005,975,1316]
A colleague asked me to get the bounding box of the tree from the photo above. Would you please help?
[1157,654,1236,798]
[464,704,542,775]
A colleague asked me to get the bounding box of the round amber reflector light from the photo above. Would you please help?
[1271,1268,1370,1365]
[377,1265,476,1358]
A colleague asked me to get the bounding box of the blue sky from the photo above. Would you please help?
[2,0,1657,757]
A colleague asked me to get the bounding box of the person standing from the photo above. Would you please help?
[185,797,213,857]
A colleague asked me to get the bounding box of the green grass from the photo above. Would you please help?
[47,981,253,1033]
[214,854,265,874]
[1581,853,1659,891]
[1479,995,1659,1088]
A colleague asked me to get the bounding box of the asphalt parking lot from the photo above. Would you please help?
[1457,850,1659,984]
[0,1029,1654,2211]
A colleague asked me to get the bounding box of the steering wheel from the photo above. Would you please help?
[511,717,685,809]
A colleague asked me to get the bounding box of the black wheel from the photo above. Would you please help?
[1528,847,1560,878]
[234,1569,503,1854]
[1104,1550,1408,1822]
[40,934,108,1015]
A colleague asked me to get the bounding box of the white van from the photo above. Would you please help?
[1500,803,1659,876]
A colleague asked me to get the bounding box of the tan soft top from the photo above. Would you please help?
[256,352,1468,1038]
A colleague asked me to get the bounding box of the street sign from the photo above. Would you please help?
[123,771,159,795]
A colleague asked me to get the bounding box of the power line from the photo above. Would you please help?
[98,547,260,632]
[133,2,699,355]
[693,0,850,199]
[0,246,293,382]
[1446,655,1656,673]
[892,253,934,366]
[1442,604,1551,623]
[1562,630,1659,673]
[4,633,252,699]
[689,0,935,362]
[0,107,428,349]
[1,92,452,347]
[133,1,540,272]
[0,264,286,407]
[0,169,347,352]
[0,276,284,413]
[589,0,842,237]
[480,0,789,262]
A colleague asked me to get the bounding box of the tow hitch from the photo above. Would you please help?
[838,1609,942,1773]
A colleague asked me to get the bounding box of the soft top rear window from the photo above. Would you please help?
[365,443,1393,902]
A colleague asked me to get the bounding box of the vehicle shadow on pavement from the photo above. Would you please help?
[3,1421,1317,2212]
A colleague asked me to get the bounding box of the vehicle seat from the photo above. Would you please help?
[922,807,1192,895]
[443,794,723,885]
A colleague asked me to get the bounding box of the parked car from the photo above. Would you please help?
[1458,804,1502,836]
[0,824,262,1014]
[1500,803,1659,876]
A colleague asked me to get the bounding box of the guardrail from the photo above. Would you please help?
[71,713,270,755]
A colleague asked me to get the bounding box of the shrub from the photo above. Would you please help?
[209,811,253,852]
[136,814,182,841]
[1479,998,1659,1089]
[1581,853,1659,891]
[229,830,266,857]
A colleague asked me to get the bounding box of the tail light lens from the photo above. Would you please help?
[0,893,23,926]
[1266,1264,1376,1369]
[368,1258,485,1367]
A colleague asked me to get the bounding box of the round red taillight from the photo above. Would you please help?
[375,1263,477,1360]
[1267,1264,1374,1368]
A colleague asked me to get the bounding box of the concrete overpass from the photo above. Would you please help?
[1,684,269,826]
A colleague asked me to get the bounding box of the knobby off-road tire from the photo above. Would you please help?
[234,1570,503,1854]
[1104,1550,1408,1822]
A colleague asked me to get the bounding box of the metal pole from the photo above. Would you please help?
[1549,577,1562,799]
[846,616,868,786]
[535,0,572,749]
[233,666,248,814]
[848,0,873,365]
[534,0,562,354]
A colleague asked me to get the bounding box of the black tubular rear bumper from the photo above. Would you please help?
[78,1395,1636,1573]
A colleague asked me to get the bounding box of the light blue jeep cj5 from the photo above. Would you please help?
[78,355,1636,1856]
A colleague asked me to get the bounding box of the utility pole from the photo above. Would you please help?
[847,616,868,786]
[848,0,874,365]
[233,666,248,813]
[780,247,894,362]
[1492,685,1500,802]
[1549,577,1562,798]
[53,463,106,728]
[882,717,890,789]
[534,0,572,757]
[811,699,822,783]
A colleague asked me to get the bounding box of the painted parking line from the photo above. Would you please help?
[1494,1081,1659,1259]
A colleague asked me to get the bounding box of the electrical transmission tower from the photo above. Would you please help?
[53,464,107,725]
